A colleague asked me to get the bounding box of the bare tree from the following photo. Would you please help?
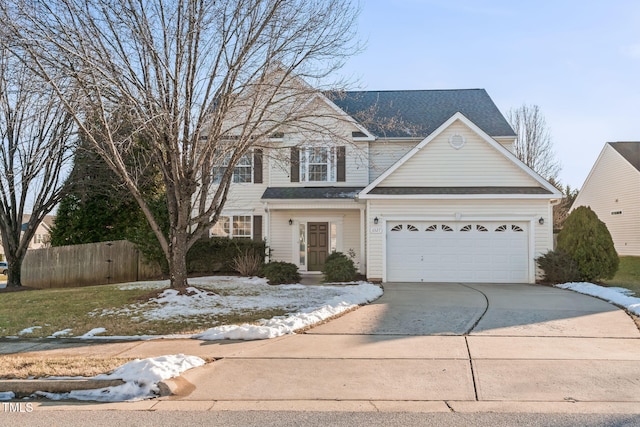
[1,0,360,288]
[0,48,75,287]
[507,104,561,182]
[553,184,579,231]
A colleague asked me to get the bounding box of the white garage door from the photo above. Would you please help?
[386,221,529,283]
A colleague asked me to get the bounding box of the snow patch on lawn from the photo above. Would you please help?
[48,329,73,338]
[80,327,107,338]
[195,281,382,340]
[556,282,640,316]
[18,326,42,335]
[89,277,383,341]
[36,354,205,402]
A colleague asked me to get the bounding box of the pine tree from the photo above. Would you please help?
[556,206,618,281]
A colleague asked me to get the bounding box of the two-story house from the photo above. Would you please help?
[211,88,561,283]
[0,214,54,261]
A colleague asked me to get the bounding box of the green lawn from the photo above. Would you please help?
[0,281,287,338]
[602,256,640,296]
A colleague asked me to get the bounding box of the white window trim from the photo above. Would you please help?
[299,147,336,183]
[211,215,253,239]
[214,152,254,184]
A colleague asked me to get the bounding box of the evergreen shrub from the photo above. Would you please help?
[536,250,581,283]
[322,251,357,282]
[260,261,301,285]
[187,237,266,274]
[556,206,619,281]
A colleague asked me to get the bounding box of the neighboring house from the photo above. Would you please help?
[212,88,561,283]
[571,142,640,256]
[0,215,54,261]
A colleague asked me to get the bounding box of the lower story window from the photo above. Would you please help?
[211,215,252,239]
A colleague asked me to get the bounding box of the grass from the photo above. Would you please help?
[0,279,291,378]
[0,356,134,379]
[602,256,640,296]
[0,282,288,338]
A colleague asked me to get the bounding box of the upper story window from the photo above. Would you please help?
[213,152,252,183]
[233,154,253,183]
[290,146,345,183]
[300,147,336,182]
[213,150,262,184]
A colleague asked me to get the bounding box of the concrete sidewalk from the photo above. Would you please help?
[3,283,640,413]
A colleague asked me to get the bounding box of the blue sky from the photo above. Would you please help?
[337,0,640,189]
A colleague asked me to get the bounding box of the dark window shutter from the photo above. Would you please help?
[290,147,300,182]
[253,149,263,184]
[252,215,263,241]
[336,146,346,182]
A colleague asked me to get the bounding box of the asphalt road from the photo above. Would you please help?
[2,409,640,427]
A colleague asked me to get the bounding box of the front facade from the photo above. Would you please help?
[212,89,561,283]
[572,142,640,256]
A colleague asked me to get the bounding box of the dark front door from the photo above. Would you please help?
[307,222,328,271]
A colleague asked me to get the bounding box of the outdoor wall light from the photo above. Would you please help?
[374,217,379,224]
[538,217,544,225]
[289,219,293,226]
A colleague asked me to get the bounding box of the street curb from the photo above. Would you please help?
[157,376,196,398]
[0,379,125,397]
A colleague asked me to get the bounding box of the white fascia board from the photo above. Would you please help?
[380,214,539,222]
[359,112,562,198]
[359,193,560,200]
[263,199,364,208]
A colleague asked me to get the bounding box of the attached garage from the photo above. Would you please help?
[386,221,530,283]
[359,112,562,284]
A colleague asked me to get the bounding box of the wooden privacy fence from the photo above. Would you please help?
[22,240,162,289]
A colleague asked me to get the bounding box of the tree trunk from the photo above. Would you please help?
[167,227,189,289]
[6,259,22,288]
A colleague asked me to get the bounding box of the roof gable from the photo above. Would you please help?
[328,89,515,138]
[609,141,640,172]
[359,112,561,199]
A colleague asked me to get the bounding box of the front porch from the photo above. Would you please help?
[264,203,365,274]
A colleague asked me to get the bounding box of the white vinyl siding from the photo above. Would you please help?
[202,152,268,229]
[368,140,417,182]
[379,121,539,188]
[572,144,640,256]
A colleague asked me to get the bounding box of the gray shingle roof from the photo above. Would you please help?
[262,187,364,199]
[368,187,552,195]
[328,89,515,138]
[609,142,640,172]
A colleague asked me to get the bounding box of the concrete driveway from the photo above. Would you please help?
[176,283,640,412]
